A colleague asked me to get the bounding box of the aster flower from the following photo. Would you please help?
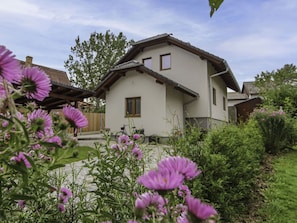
[46,135,62,147]
[20,66,51,101]
[0,46,21,83]
[27,109,53,137]
[178,185,191,197]
[62,105,88,128]
[118,134,130,144]
[58,203,65,213]
[59,187,72,203]
[158,156,202,180]
[132,146,143,160]
[133,133,140,140]
[11,152,31,168]
[135,192,167,219]
[18,200,25,209]
[186,196,217,221]
[137,168,184,191]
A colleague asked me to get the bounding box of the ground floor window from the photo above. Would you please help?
[126,97,141,117]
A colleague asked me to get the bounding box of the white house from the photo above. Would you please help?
[95,33,240,137]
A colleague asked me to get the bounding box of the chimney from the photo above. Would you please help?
[25,56,33,66]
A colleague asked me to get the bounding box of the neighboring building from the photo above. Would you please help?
[228,81,262,123]
[17,56,94,110]
[95,33,240,137]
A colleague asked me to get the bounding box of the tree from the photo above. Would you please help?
[64,30,133,111]
[255,64,297,117]
[209,0,224,17]
[65,30,133,91]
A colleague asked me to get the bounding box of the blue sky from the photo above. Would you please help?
[1,0,297,89]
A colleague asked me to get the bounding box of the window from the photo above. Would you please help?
[160,53,171,70]
[143,57,152,69]
[126,97,141,117]
[212,88,216,105]
[223,96,226,111]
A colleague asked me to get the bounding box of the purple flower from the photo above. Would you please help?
[118,134,130,144]
[0,46,21,83]
[132,146,143,160]
[27,109,53,137]
[133,133,140,140]
[158,156,202,180]
[18,200,25,209]
[177,212,190,223]
[11,152,31,168]
[20,66,51,101]
[58,203,65,213]
[137,168,184,190]
[59,187,72,203]
[178,185,191,197]
[46,135,62,146]
[135,192,167,219]
[62,105,88,128]
[186,196,217,221]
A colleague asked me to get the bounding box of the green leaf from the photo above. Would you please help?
[209,0,224,17]
[10,194,35,201]
[48,163,65,170]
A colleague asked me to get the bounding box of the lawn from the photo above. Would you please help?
[258,150,297,222]
[56,146,95,165]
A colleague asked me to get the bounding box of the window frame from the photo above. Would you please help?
[160,53,171,70]
[212,88,216,105]
[125,97,141,117]
[142,57,152,69]
[223,96,226,111]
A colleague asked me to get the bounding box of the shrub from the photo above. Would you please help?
[170,122,265,222]
[252,108,295,154]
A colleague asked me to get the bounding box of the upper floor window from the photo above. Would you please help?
[160,53,171,70]
[223,96,226,111]
[142,57,152,69]
[126,97,141,117]
[212,88,216,105]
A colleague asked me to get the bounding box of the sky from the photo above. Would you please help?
[1,0,297,89]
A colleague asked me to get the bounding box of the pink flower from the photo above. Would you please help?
[20,66,51,101]
[186,196,217,221]
[178,185,191,197]
[118,134,130,144]
[133,133,140,140]
[27,109,53,138]
[135,192,167,219]
[132,146,143,160]
[58,203,65,212]
[11,152,31,168]
[18,200,25,209]
[0,46,21,83]
[46,135,62,146]
[158,156,202,180]
[62,105,88,128]
[59,187,72,203]
[137,168,184,190]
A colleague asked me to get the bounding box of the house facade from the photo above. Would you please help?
[95,34,240,137]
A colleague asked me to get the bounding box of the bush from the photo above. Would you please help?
[252,108,295,154]
[170,122,265,222]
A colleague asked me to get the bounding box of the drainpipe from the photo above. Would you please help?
[183,97,198,128]
[208,60,229,128]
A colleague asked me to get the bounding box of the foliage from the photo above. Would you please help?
[209,0,224,17]
[252,108,296,154]
[255,64,297,117]
[169,122,265,222]
[258,151,297,222]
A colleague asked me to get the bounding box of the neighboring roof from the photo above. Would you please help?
[19,60,71,85]
[95,60,199,99]
[16,58,94,110]
[242,81,260,95]
[115,33,240,92]
[227,92,248,100]
[234,96,263,107]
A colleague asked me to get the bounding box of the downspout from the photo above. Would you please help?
[208,60,229,128]
[183,97,198,128]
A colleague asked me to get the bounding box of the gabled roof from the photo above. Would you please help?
[116,33,240,92]
[242,81,260,95]
[95,60,199,99]
[227,92,248,100]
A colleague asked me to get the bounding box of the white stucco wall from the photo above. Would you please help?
[106,70,172,136]
[134,44,211,118]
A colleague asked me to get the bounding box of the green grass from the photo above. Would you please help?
[258,150,297,222]
[56,146,95,165]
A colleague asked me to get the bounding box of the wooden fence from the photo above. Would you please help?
[68,113,105,133]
